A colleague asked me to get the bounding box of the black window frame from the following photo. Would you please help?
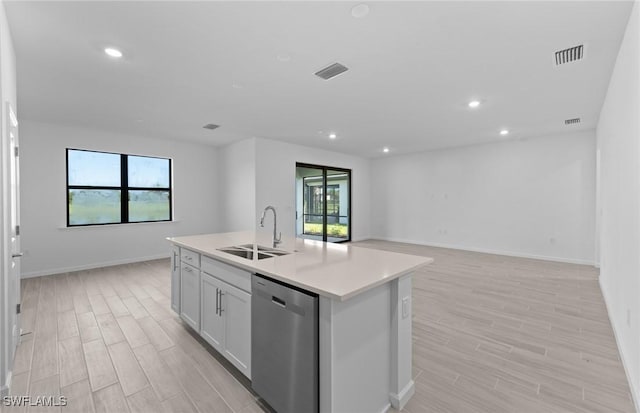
[66,148,173,227]
[297,162,351,243]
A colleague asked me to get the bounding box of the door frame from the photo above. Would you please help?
[296,162,352,243]
[1,102,20,396]
[8,102,20,349]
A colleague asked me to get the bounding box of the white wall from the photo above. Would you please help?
[596,0,640,407]
[254,137,371,242]
[0,0,17,395]
[371,131,596,264]
[20,120,220,277]
[218,137,256,232]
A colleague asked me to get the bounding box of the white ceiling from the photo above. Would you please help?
[5,1,633,158]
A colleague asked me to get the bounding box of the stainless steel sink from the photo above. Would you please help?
[217,245,291,260]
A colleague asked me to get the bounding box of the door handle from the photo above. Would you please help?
[219,291,224,316]
[215,288,219,315]
[272,296,286,308]
[12,252,23,258]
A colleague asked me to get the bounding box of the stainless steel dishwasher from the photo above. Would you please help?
[251,273,318,413]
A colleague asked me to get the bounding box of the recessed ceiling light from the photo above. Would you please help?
[232,83,244,89]
[468,100,481,108]
[104,47,123,58]
[383,147,390,153]
[329,133,337,139]
[500,129,509,136]
[277,54,291,62]
[351,4,370,18]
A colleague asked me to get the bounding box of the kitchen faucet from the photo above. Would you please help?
[260,205,282,248]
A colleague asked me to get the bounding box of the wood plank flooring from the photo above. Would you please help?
[3,241,635,413]
[352,240,635,413]
[3,260,265,413]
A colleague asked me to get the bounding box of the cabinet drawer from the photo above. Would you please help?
[181,248,200,268]
[181,262,198,275]
[202,255,251,293]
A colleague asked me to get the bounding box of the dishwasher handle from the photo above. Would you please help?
[272,296,286,308]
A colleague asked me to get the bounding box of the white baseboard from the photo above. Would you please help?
[389,379,415,410]
[1,370,11,397]
[21,253,170,279]
[369,237,596,266]
[379,403,392,413]
[599,277,640,413]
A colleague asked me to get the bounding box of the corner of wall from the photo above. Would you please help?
[218,137,257,232]
[595,0,640,409]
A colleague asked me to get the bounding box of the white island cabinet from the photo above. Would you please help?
[171,245,252,379]
[200,256,251,378]
[168,231,433,413]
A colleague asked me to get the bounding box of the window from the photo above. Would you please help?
[66,149,172,226]
[296,163,351,242]
[303,182,340,218]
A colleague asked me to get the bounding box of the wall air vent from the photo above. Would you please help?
[315,62,349,80]
[565,118,581,125]
[555,45,584,65]
[203,124,220,130]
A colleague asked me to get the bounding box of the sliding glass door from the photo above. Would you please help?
[296,163,351,243]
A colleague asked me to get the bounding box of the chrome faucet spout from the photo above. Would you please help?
[260,206,281,248]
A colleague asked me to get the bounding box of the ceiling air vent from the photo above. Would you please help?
[555,45,584,65]
[315,62,349,80]
[203,124,220,130]
[565,118,581,125]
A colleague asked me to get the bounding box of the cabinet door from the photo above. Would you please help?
[180,263,200,330]
[171,246,180,313]
[200,273,225,352]
[222,282,251,379]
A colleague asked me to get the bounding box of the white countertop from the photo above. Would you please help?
[167,231,433,301]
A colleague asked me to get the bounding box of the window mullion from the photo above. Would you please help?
[121,154,128,223]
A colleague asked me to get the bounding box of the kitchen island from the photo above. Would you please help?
[167,231,433,413]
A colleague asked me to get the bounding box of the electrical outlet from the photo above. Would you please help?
[402,297,410,319]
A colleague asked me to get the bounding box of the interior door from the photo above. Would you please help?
[7,102,21,357]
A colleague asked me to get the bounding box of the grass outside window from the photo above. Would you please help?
[303,223,348,238]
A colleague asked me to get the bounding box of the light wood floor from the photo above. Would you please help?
[352,240,635,413]
[3,240,635,413]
